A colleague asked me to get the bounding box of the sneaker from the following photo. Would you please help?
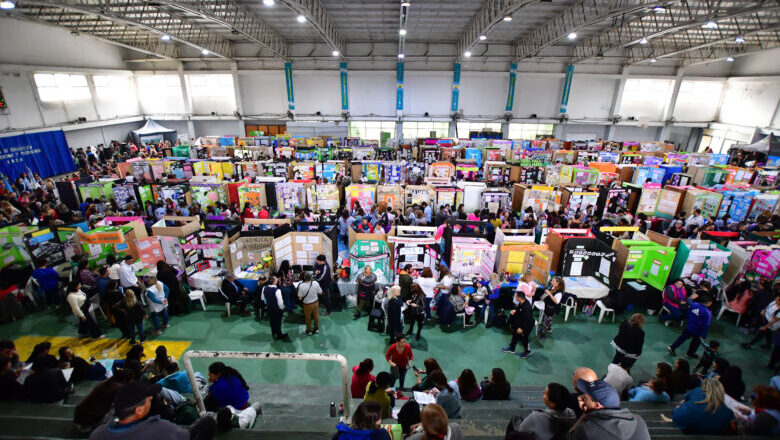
[305,331,313,336]
[250,402,263,415]
[664,321,671,327]
[163,324,170,328]
[685,353,699,359]
[519,350,532,359]
[666,346,676,356]
[152,330,162,335]
[502,346,515,354]
[741,342,752,349]
[313,328,319,334]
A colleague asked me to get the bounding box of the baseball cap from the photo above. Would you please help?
[576,379,620,409]
[114,381,161,413]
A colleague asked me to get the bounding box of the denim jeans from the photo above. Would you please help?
[151,308,169,331]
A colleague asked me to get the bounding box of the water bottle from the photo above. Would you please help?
[329,401,336,417]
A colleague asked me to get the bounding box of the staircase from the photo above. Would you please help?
[0,382,765,440]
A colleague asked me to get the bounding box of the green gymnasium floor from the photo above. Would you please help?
[1,303,775,393]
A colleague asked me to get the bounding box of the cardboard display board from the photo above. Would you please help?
[646,230,682,249]
[151,216,200,237]
[561,188,599,216]
[236,183,268,210]
[135,236,165,268]
[450,237,497,280]
[55,223,87,262]
[345,184,377,211]
[456,161,480,181]
[636,183,662,215]
[388,235,439,274]
[112,184,138,208]
[669,240,731,286]
[632,166,665,185]
[349,239,391,285]
[612,239,676,290]
[681,188,723,219]
[309,184,341,213]
[153,183,192,209]
[496,242,549,277]
[484,162,511,185]
[655,186,687,219]
[744,248,780,281]
[561,238,617,288]
[23,228,65,267]
[317,161,347,182]
[376,185,404,211]
[191,183,228,208]
[512,184,556,214]
[458,182,486,214]
[77,226,135,268]
[78,181,114,202]
[276,182,311,215]
[404,185,433,209]
[383,162,406,184]
[0,226,35,269]
[359,161,382,182]
[434,186,464,211]
[481,189,512,213]
[545,228,596,274]
[717,190,758,222]
[668,173,692,187]
[428,162,455,179]
[272,231,334,271]
[597,187,632,221]
[747,193,779,220]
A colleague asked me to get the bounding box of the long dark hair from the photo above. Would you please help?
[351,401,383,431]
[25,342,51,364]
[154,345,172,371]
[356,358,374,375]
[278,260,290,274]
[209,362,249,390]
[427,370,453,393]
[457,369,479,398]
[491,368,510,389]
[368,371,393,395]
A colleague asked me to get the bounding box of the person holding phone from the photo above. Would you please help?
[386,335,413,390]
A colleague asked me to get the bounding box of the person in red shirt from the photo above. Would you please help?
[350,358,376,398]
[385,335,413,389]
[257,206,270,219]
[240,203,255,222]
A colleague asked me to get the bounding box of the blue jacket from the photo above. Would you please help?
[157,371,192,394]
[684,302,712,338]
[209,375,249,409]
[672,387,734,434]
[332,422,391,440]
[32,267,60,292]
[628,386,670,403]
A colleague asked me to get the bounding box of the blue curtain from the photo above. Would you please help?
[0,130,76,180]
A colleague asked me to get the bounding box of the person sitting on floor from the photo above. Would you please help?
[214,402,263,431]
[407,403,463,440]
[351,358,376,399]
[627,378,671,403]
[112,344,144,380]
[24,354,69,403]
[0,354,26,401]
[74,368,134,430]
[481,368,511,401]
[205,362,250,411]
[332,401,391,440]
[364,371,394,420]
[58,346,106,382]
[670,378,735,435]
[505,382,576,440]
[144,345,176,382]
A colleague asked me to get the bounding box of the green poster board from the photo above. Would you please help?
[669,240,731,284]
[619,240,676,291]
[78,182,114,202]
[172,145,191,158]
[349,239,391,285]
[137,185,154,211]
[0,225,35,269]
[80,226,133,268]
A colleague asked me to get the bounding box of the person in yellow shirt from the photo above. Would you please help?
[363,371,394,419]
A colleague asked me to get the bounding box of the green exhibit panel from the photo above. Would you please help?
[0,225,35,269]
[137,185,155,211]
[349,239,391,285]
[669,240,731,287]
[77,226,134,268]
[700,167,728,187]
[681,189,723,219]
[78,181,114,202]
[616,240,676,291]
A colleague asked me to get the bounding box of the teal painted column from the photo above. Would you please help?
[450,62,461,112]
[396,61,404,112]
[560,64,574,114]
[505,62,518,112]
[284,62,295,111]
[340,62,349,111]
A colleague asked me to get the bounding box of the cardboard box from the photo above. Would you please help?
[152,216,200,238]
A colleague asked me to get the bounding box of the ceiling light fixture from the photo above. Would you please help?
[399,29,407,36]
[726,56,735,62]
[653,6,666,13]
[702,21,717,29]
[464,51,472,57]
[503,16,512,22]
[201,49,209,55]
[297,14,306,23]
[568,32,577,40]
[262,0,274,6]
[398,53,405,59]
[639,37,648,44]
[734,36,745,43]
[479,35,487,40]
[332,50,340,57]
[650,58,657,63]
[0,1,15,9]
[160,34,171,41]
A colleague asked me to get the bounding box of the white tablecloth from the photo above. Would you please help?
[563,276,609,299]
[188,268,223,293]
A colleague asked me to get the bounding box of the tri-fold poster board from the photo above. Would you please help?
[450,237,497,280]
[272,232,334,271]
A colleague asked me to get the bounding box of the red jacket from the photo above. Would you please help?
[350,365,375,398]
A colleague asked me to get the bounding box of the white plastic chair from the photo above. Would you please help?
[716,287,742,327]
[188,290,207,311]
[88,294,106,321]
[218,280,232,317]
[596,300,615,323]
[563,296,577,321]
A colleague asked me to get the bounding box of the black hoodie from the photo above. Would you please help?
[569,408,651,440]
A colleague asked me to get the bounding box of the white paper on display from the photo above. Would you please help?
[599,258,611,277]
[570,261,583,276]
[414,391,437,405]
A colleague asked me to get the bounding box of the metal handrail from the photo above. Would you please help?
[181,350,351,422]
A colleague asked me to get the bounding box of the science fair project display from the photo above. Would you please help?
[458,182,486,214]
[612,239,676,290]
[309,184,340,213]
[433,186,463,211]
[717,189,759,222]
[407,162,427,184]
[456,161,480,181]
[272,231,335,270]
[317,161,347,182]
[404,185,433,209]
[595,186,633,222]
[112,184,138,209]
[635,183,662,215]
[449,237,497,281]
[512,184,556,214]
[345,184,377,211]
[349,239,391,285]
[428,162,455,180]
[680,189,723,219]
[190,183,228,208]
[151,216,200,271]
[560,187,599,217]
[561,237,617,288]
[747,193,780,220]
[276,182,311,215]
[383,162,406,184]
[669,240,731,287]
[485,162,512,185]
[55,223,87,262]
[388,233,439,275]
[545,228,596,274]
[77,226,135,268]
[23,228,65,268]
[78,181,114,202]
[481,188,512,213]
[377,185,404,211]
[654,186,687,220]
[743,247,780,281]
[0,226,35,269]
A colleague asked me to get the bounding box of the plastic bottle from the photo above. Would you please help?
[329,401,336,417]
[338,402,344,415]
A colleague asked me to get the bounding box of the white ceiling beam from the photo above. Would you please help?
[514,0,666,60]
[155,0,290,60]
[456,0,537,60]
[277,0,345,58]
[17,0,235,58]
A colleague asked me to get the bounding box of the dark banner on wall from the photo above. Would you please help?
[0,130,76,180]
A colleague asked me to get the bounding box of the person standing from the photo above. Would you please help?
[416,268,437,320]
[503,291,534,359]
[119,288,145,345]
[32,258,60,307]
[386,286,403,343]
[66,281,104,339]
[119,256,139,290]
[398,265,413,301]
[405,284,426,341]
[144,277,169,336]
[262,277,287,340]
[296,272,321,336]
[611,314,646,365]
[313,254,335,313]
[386,334,413,389]
[354,266,378,320]
[667,296,714,358]
[276,260,296,312]
[538,276,564,339]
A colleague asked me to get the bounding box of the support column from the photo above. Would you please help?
[559,64,574,114]
[396,61,404,117]
[85,75,102,122]
[340,62,349,114]
[450,62,461,113]
[284,62,296,115]
[177,62,195,139]
[607,66,629,140]
[659,68,684,142]
[231,62,245,136]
